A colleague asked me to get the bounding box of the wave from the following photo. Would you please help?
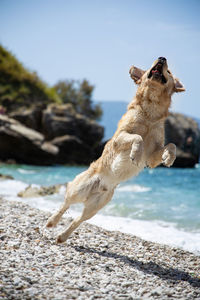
[87,214,200,255]
[117,184,151,193]
[0,179,28,198]
[18,168,37,174]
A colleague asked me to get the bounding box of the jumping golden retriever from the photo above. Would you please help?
[46,57,185,243]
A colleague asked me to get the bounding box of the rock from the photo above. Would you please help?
[18,184,65,198]
[40,103,104,164]
[165,113,200,167]
[0,115,58,165]
[94,140,107,159]
[10,103,104,149]
[0,106,104,165]
[42,104,104,147]
[175,148,198,168]
[9,103,105,165]
[0,173,14,180]
[10,105,44,132]
[51,135,93,165]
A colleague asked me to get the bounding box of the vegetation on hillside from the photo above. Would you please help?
[54,79,102,120]
[0,45,102,120]
[0,45,61,111]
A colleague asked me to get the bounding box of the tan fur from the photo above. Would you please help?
[46,58,185,243]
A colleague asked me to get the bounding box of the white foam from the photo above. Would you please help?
[18,168,37,174]
[59,185,66,195]
[87,214,200,255]
[0,180,28,197]
[117,184,151,193]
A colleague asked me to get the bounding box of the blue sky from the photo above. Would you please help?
[1,0,200,118]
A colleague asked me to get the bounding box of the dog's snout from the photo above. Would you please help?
[158,57,167,64]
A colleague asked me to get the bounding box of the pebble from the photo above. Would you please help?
[0,198,200,299]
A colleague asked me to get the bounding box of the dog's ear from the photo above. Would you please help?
[174,78,185,93]
[129,66,145,84]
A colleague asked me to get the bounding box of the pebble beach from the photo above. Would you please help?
[0,198,200,300]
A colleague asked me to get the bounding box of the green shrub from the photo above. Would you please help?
[54,79,102,120]
[0,45,61,111]
[0,45,102,121]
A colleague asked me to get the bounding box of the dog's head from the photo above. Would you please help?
[129,57,185,95]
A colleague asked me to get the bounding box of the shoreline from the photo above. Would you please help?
[0,198,200,299]
[2,178,200,255]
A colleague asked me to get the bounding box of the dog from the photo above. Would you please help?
[46,57,185,243]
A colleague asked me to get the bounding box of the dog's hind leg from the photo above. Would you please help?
[56,190,114,243]
[46,194,72,228]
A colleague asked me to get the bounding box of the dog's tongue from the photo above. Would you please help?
[157,63,162,71]
[152,70,159,74]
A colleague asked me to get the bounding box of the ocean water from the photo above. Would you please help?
[0,163,200,255]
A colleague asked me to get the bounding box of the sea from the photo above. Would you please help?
[0,101,200,255]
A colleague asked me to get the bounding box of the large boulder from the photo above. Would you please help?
[51,135,93,165]
[0,115,58,165]
[10,105,44,132]
[8,103,104,165]
[42,104,104,147]
[165,113,200,167]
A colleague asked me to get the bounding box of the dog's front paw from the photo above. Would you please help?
[162,144,176,167]
[130,147,143,166]
[129,136,143,166]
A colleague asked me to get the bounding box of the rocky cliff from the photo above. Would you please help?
[3,103,104,165]
[0,115,58,165]
[165,113,200,168]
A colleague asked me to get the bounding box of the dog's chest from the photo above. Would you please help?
[111,150,145,183]
[143,122,164,157]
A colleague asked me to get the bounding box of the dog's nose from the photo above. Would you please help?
[158,57,167,64]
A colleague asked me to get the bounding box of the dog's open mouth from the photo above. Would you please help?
[148,62,167,84]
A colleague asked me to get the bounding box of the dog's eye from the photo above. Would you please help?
[167,70,171,74]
